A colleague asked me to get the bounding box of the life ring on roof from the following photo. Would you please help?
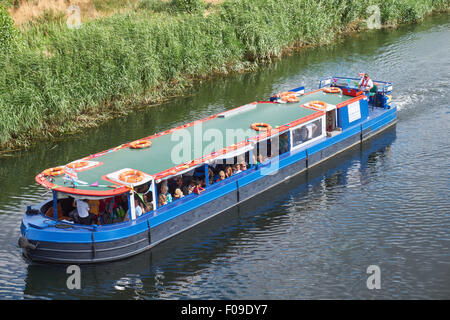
[129,140,152,149]
[43,166,65,176]
[279,91,296,97]
[323,87,341,94]
[281,95,299,103]
[251,123,272,131]
[119,170,145,183]
[309,100,328,109]
[66,161,89,169]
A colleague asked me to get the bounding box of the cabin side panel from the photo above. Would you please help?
[307,125,361,167]
[150,189,238,244]
[238,158,307,202]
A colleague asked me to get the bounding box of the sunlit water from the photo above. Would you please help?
[0,14,449,300]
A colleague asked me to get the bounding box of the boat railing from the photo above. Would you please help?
[319,76,393,94]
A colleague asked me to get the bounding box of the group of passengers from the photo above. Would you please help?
[66,192,152,225]
[155,160,252,208]
[154,150,280,209]
[63,137,291,224]
[65,159,255,224]
[154,136,292,209]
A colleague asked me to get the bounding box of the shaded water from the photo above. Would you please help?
[0,14,449,299]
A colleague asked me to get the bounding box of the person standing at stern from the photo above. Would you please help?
[358,73,374,94]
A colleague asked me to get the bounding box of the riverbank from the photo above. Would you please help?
[0,0,449,153]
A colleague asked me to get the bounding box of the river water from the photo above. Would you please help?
[0,13,448,300]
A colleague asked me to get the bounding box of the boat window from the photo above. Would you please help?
[155,149,255,209]
[45,194,136,225]
[209,151,250,183]
[291,117,323,148]
[44,197,74,221]
[98,194,129,224]
[254,139,272,164]
[271,131,290,157]
[156,166,204,207]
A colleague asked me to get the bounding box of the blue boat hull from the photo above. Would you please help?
[20,106,397,264]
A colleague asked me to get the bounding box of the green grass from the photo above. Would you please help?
[0,0,448,151]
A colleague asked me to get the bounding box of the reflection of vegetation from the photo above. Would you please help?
[0,0,448,151]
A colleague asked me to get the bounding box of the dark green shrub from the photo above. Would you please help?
[170,0,205,14]
[0,4,16,53]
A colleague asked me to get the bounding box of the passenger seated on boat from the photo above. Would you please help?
[125,197,144,220]
[69,199,93,225]
[160,180,169,194]
[240,162,247,171]
[173,188,184,200]
[143,192,153,212]
[99,197,115,224]
[187,180,196,194]
[87,200,100,224]
[225,166,233,178]
[193,180,205,195]
[135,192,152,212]
[216,170,226,182]
[99,208,112,225]
[117,194,128,220]
[232,164,241,174]
[208,168,214,185]
[160,185,172,204]
[174,176,189,196]
[158,194,167,206]
[101,195,127,223]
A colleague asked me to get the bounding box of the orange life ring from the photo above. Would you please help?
[66,161,89,169]
[118,170,145,183]
[308,100,328,109]
[323,87,341,94]
[129,140,152,149]
[251,123,272,131]
[43,166,65,176]
[281,95,300,103]
[279,91,296,97]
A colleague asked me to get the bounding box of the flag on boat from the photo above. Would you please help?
[63,166,87,186]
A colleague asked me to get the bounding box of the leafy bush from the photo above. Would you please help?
[170,0,205,14]
[0,5,16,53]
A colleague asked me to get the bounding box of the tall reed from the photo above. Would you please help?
[0,0,448,150]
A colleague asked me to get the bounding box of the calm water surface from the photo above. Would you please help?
[0,14,449,299]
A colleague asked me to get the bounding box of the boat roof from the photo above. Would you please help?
[36,88,364,197]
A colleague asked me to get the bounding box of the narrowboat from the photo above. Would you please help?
[19,75,397,264]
